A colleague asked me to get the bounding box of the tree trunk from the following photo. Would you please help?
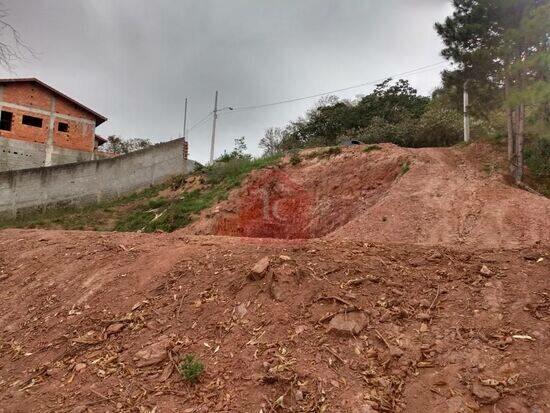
[507,108,516,174]
[504,77,516,175]
[515,103,525,183]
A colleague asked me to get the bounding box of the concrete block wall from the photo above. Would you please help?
[0,138,195,218]
[0,136,95,171]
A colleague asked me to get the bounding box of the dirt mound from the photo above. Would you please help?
[190,147,406,239]
[186,144,550,248]
[1,143,550,412]
[0,230,549,412]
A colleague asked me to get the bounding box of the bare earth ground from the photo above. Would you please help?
[187,144,550,248]
[0,144,549,413]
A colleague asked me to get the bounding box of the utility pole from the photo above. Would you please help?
[183,98,188,138]
[463,80,470,143]
[210,90,218,163]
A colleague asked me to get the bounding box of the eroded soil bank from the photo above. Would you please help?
[186,144,550,249]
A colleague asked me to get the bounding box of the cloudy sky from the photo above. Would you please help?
[1,0,453,162]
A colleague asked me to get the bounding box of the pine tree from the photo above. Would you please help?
[435,0,549,183]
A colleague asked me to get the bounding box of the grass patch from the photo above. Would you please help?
[178,354,204,383]
[322,146,342,157]
[305,146,343,160]
[0,184,167,231]
[2,154,283,233]
[204,154,282,186]
[116,155,282,232]
[363,144,382,153]
[400,161,410,176]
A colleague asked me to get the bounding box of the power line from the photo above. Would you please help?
[187,111,212,133]
[187,61,447,130]
[229,61,447,112]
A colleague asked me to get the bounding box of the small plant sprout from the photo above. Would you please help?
[178,354,204,383]
[400,161,410,175]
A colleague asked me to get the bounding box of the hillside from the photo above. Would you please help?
[186,143,550,248]
[1,143,549,412]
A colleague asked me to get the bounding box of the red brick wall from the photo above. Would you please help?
[183,139,189,159]
[0,82,96,152]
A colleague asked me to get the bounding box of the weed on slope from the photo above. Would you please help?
[0,154,282,233]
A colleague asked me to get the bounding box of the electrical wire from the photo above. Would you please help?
[184,60,450,145]
[228,61,447,112]
[187,111,212,133]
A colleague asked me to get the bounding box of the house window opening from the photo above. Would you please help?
[22,115,43,128]
[58,122,69,132]
[0,111,13,131]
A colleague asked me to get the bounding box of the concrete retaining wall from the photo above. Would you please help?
[0,138,195,218]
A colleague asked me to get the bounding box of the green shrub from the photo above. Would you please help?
[304,146,342,160]
[526,137,550,178]
[114,154,283,233]
[169,173,188,190]
[363,144,382,152]
[323,146,342,157]
[178,354,204,383]
[289,152,301,165]
[204,154,281,185]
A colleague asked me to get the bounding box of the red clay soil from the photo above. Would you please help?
[186,144,550,248]
[1,144,550,413]
[0,230,549,412]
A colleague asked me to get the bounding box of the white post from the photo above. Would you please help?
[183,98,188,138]
[463,80,470,143]
[210,90,218,163]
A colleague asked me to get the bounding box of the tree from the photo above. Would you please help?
[357,78,430,123]
[216,137,251,162]
[103,136,152,154]
[0,9,32,70]
[274,79,432,151]
[435,0,550,183]
[259,127,283,156]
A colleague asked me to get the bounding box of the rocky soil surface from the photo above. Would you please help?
[1,143,549,412]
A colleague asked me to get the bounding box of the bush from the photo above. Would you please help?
[344,103,463,148]
[289,152,301,165]
[526,137,550,177]
[216,136,251,163]
[414,103,463,147]
[178,354,204,383]
[363,144,382,152]
[322,146,342,157]
[204,154,281,186]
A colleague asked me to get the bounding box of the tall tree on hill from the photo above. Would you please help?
[435,0,549,183]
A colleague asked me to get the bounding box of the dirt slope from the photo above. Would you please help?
[1,143,550,412]
[0,230,549,413]
[186,143,550,248]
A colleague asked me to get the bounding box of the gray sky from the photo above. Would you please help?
[2,0,453,163]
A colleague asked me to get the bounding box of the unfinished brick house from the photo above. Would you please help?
[0,78,108,171]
